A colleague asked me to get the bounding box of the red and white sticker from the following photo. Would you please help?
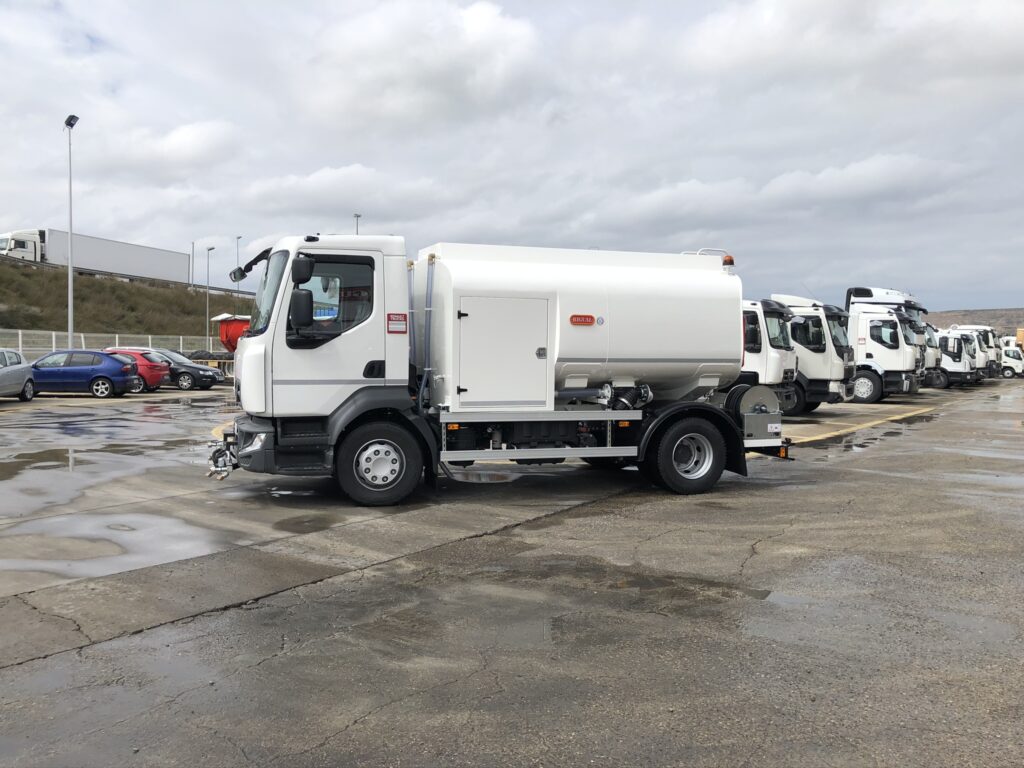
[387,313,408,334]
[570,314,596,326]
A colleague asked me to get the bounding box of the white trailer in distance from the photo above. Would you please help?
[769,294,854,415]
[209,236,789,505]
[739,299,798,414]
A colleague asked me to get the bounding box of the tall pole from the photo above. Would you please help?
[354,213,361,235]
[190,241,195,287]
[206,246,214,346]
[64,115,79,348]
[236,235,241,269]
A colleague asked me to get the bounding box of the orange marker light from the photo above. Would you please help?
[447,424,460,431]
[722,253,735,266]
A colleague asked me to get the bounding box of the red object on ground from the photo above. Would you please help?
[218,317,251,353]
[105,348,171,390]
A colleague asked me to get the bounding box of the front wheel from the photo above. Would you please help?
[851,371,883,404]
[934,370,950,389]
[802,400,821,413]
[19,380,34,402]
[1002,367,1016,379]
[653,418,726,495]
[90,377,114,398]
[781,384,806,417]
[336,422,424,506]
[176,373,195,391]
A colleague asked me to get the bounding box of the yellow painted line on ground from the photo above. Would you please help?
[211,420,233,440]
[789,406,937,444]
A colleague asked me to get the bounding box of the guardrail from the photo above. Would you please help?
[0,328,219,362]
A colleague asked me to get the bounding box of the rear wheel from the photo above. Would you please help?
[129,378,145,394]
[654,418,726,495]
[1002,367,1016,379]
[851,371,883,404]
[336,422,424,506]
[176,373,195,391]
[781,384,806,417]
[90,377,114,398]
[18,380,34,402]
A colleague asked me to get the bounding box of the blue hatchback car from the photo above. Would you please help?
[31,350,141,398]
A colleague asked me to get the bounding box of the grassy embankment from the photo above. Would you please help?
[0,260,252,334]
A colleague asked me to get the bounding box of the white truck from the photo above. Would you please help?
[846,306,920,402]
[935,330,975,386]
[209,235,789,506]
[769,294,854,415]
[957,329,989,379]
[923,323,945,387]
[739,299,798,413]
[845,286,930,386]
[0,228,189,284]
[953,325,1001,378]
[1000,345,1023,378]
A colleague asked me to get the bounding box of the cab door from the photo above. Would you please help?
[271,251,387,417]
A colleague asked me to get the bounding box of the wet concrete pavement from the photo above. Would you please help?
[1,382,1023,766]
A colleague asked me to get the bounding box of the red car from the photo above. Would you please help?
[104,348,171,393]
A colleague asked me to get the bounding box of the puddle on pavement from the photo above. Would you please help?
[0,511,230,591]
[272,513,347,534]
[804,413,936,462]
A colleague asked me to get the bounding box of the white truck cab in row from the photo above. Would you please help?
[936,330,977,386]
[769,294,854,415]
[954,325,1001,378]
[845,286,930,388]
[739,299,798,413]
[210,236,789,505]
[1000,345,1023,378]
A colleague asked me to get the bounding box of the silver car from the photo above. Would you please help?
[0,348,35,401]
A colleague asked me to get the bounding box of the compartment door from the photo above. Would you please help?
[457,296,549,410]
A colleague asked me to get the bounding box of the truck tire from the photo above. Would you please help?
[802,401,821,413]
[934,370,950,389]
[90,377,114,398]
[653,418,726,495]
[1002,367,1016,379]
[851,371,883,404]
[582,457,630,470]
[336,422,423,506]
[782,384,806,417]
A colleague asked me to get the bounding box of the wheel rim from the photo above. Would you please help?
[130,379,144,393]
[671,433,714,480]
[353,439,406,491]
[179,375,193,389]
[1004,369,1014,379]
[853,377,874,399]
[93,380,111,397]
[23,381,33,398]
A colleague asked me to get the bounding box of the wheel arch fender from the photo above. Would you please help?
[856,360,884,376]
[638,403,747,477]
[328,387,439,474]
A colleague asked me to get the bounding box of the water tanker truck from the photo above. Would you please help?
[209,236,789,505]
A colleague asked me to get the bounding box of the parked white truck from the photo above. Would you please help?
[0,228,189,284]
[935,330,975,386]
[957,329,989,379]
[846,306,920,402]
[845,286,930,386]
[739,299,798,413]
[769,294,854,415]
[209,236,789,505]
[953,325,1001,378]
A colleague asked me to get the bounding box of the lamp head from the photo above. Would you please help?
[64,114,79,129]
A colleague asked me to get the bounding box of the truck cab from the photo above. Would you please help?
[1001,345,1023,378]
[955,325,1001,378]
[936,329,974,386]
[0,230,44,262]
[769,294,854,415]
[846,306,920,402]
[922,324,944,387]
[739,299,798,412]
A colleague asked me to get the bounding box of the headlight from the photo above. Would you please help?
[241,432,266,453]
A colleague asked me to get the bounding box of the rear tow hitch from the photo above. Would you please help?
[207,430,239,480]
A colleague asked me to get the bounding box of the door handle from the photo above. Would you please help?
[536,347,547,359]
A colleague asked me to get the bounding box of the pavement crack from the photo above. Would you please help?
[737,523,792,577]
[14,594,93,643]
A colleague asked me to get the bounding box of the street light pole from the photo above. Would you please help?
[190,241,195,288]
[236,235,242,269]
[64,114,79,348]
[206,246,215,347]
[354,213,361,235]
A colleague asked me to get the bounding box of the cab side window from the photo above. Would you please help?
[869,321,899,350]
[791,316,826,352]
[308,259,374,336]
[743,311,761,353]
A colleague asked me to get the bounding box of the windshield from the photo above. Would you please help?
[825,314,850,350]
[962,336,977,356]
[899,320,917,345]
[764,313,791,349]
[0,237,8,250]
[250,250,290,336]
[979,330,993,347]
[925,326,939,348]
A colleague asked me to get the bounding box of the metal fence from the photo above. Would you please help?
[0,328,219,362]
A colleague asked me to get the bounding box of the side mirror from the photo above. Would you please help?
[290,288,314,331]
[789,315,806,324]
[229,267,246,283]
[291,257,314,285]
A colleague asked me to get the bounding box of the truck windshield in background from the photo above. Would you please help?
[900,320,917,345]
[925,326,939,348]
[250,250,290,336]
[826,314,850,351]
[0,238,8,251]
[764,314,792,349]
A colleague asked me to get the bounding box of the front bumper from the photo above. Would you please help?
[805,378,854,404]
[881,371,915,395]
[231,415,276,473]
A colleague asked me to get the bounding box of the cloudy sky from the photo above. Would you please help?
[1,0,1022,309]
